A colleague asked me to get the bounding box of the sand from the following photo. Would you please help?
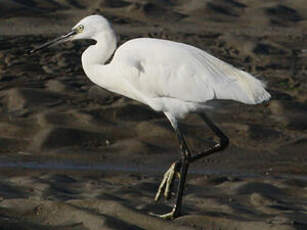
[0,0,306,229]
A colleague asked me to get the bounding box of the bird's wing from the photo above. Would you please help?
[113,38,270,105]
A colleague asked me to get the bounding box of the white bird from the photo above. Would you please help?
[30,15,271,219]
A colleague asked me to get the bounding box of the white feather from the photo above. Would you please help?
[75,15,270,119]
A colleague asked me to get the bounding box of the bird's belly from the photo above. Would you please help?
[147,97,207,119]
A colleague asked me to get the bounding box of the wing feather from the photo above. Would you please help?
[114,38,270,105]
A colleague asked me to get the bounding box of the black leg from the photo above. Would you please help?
[190,113,229,163]
[170,113,229,217]
[153,112,229,219]
[170,126,191,218]
[153,123,192,219]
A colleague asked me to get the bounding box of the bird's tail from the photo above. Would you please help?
[233,69,271,104]
[212,67,271,105]
[199,49,271,105]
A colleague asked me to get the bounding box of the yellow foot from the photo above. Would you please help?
[155,162,180,201]
[149,209,179,220]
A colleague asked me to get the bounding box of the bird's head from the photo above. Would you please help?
[72,15,112,40]
[29,15,111,54]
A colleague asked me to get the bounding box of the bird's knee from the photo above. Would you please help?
[220,136,229,150]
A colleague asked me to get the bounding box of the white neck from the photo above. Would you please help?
[81,29,118,92]
[80,29,137,99]
[80,29,146,104]
[81,30,117,68]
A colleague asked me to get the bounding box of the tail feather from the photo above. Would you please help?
[198,48,271,105]
[235,69,271,104]
[213,66,271,105]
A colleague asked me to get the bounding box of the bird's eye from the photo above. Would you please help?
[76,25,84,33]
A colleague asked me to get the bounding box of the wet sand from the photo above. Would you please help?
[0,0,307,229]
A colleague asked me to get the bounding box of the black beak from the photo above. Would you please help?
[28,30,76,54]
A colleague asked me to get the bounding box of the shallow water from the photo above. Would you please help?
[1,156,306,182]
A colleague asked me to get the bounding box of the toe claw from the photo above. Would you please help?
[149,207,179,220]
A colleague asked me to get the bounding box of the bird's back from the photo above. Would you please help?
[112,38,270,108]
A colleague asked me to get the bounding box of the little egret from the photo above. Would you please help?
[30,15,271,219]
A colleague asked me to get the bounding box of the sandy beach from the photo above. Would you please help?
[0,0,306,229]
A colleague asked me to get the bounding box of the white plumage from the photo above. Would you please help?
[115,38,270,102]
[30,14,271,219]
[74,15,270,121]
